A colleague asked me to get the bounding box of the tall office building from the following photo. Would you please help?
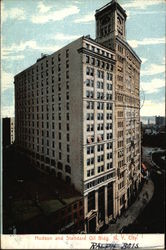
[95,0,141,216]
[14,0,141,233]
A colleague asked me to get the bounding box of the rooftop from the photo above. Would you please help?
[95,0,127,19]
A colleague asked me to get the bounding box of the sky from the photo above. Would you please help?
[1,0,165,118]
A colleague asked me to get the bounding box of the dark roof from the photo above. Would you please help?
[95,0,127,19]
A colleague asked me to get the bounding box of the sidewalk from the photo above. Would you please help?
[105,179,154,233]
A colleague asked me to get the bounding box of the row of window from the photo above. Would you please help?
[86,55,114,71]
[86,142,112,155]
[85,42,114,59]
[86,90,112,100]
[86,67,113,81]
[86,113,112,120]
[86,133,112,143]
[85,79,113,90]
[86,162,113,177]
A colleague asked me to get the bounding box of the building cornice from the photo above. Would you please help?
[78,47,116,64]
[95,0,127,20]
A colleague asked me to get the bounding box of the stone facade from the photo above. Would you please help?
[96,0,141,218]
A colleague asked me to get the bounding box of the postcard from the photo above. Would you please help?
[1,0,165,249]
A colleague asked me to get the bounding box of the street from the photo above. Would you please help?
[125,147,165,233]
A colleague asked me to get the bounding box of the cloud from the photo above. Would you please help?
[141,100,165,116]
[51,33,81,41]
[141,63,165,76]
[2,6,26,23]
[122,0,163,10]
[2,54,25,61]
[1,71,14,92]
[74,13,94,23]
[141,58,148,64]
[2,40,61,57]
[141,78,165,94]
[31,5,80,24]
[1,106,14,118]
[37,2,52,13]
[128,37,165,48]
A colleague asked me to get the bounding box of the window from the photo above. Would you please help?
[97,81,104,89]
[97,70,104,79]
[107,152,112,159]
[97,102,104,110]
[85,79,94,87]
[58,64,61,72]
[97,134,104,142]
[107,83,112,90]
[86,67,94,76]
[59,152,61,160]
[87,124,94,132]
[86,90,94,98]
[66,81,69,89]
[87,136,94,144]
[97,113,104,120]
[91,46,95,52]
[107,133,112,139]
[86,43,90,49]
[107,103,112,110]
[107,93,112,100]
[87,146,94,154]
[107,72,112,81]
[66,49,69,58]
[67,155,70,163]
[91,58,95,65]
[97,92,104,100]
[101,61,105,68]
[97,123,104,131]
[66,71,69,79]
[87,113,94,120]
[59,133,61,140]
[86,56,90,63]
[87,169,94,177]
[106,123,112,130]
[97,155,104,162]
[87,157,94,165]
[96,59,100,67]
[87,101,94,109]
[107,113,112,120]
[66,60,69,68]
[107,162,112,169]
[58,54,61,62]
[98,165,104,173]
[97,144,104,152]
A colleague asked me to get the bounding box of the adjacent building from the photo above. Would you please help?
[3,117,15,147]
[155,116,165,127]
[14,0,141,233]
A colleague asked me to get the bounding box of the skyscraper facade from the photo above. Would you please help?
[14,0,141,233]
[95,0,141,217]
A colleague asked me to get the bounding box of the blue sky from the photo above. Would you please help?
[1,0,165,117]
